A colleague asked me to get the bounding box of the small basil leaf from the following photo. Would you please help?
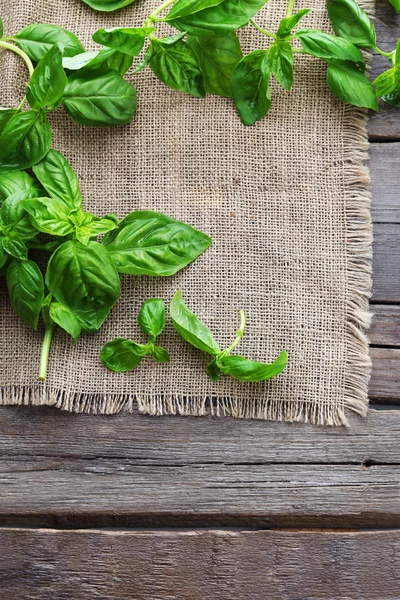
[63,48,133,76]
[326,0,376,48]
[326,61,378,110]
[269,41,294,90]
[2,234,27,260]
[62,70,137,126]
[138,298,166,338]
[100,338,144,373]
[26,44,67,111]
[231,50,271,125]
[6,258,44,329]
[0,170,43,202]
[188,32,243,97]
[14,23,85,62]
[276,9,311,38]
[395,40,400,66]
[49,302,82,341]
[23,197,74,236]
[81,0,136,11]
[373,67,400,97]
[32,149,82,211]
[297,29,365,68]
[151,346,170,363]
[382,88,400,108]
[92,27,154,56]
[46,240,121,330]
[87,216,118,236]
[0,111,52,172]
[1,190,40,239]
[167,0,225,19]
[207,358,222,382]
[102,210,211,276]
[75,225,93,246]
[170,289,221,355]
[0,109,18,136]
[216,350,288,381]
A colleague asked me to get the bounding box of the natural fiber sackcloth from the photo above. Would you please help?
[0,0,373,425]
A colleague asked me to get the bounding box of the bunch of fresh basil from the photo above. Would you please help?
[0,150,211,379]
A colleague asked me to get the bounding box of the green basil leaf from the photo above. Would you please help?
[87,215,118,236]
[138,298,166,338]
[0,171,42,202]
[102,210,211,276]
[395,40,400,65]
[63,48,133,76]
[217,350,288,381]
[49,302,82,341]
[382,87,400,108]
[231,50,271,125]
[32,149,82,211]
[167,0,225,19]
[23,197,74,236]
[13,23,85,63]
[170,289,221,355]
[297,29,365,67]
[188,32,243,97]
[6,258,44,329]
[26,45,67,111]
[276,9,311,38]
[62,70,137,126]
[170,0,269,36]
[388,0,400,11]
[81,0,136,11]
[326,61,378,110]
[75,225,92,246]
[326,0,376,48]
[0,244,7,269]
[373,67,400,97]
[151,346,170,363]
[0,111,52,172]
[148,38,205,98]
[207,358,222,382]
[269,41,294,90]
[0,17,3,38]
[92,27,154,56]
[0,108,18,136]
[45,240,121,330]
[2,234,27,260]
[100,338,143,372]
[1,190,40,239]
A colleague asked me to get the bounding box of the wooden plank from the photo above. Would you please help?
[372,223,400,302]
[0,407,399,527]
[370,348,400,400]
[0,529,399,600]
[370,304,400,345]
[370,143,400,223]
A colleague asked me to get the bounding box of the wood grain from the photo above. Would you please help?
[0,528,399,599]
[372,223,400,302]
[370,304,400,345]
[370,143,400,223]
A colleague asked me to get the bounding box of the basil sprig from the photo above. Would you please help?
[101,299,170,372]
[170,290,288,382]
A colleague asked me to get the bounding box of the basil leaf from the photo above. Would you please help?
[231,50,271,125]
[0,244,7,269]
[81,0,136,11]
[49,302,82,341]
[92,27,154,56]
[32,149,82,211]
[276,9,311,38]
[297,30,365,67]
[87,215,118,237]
[102,210,211,276]
[6,258,44,328]
[46,240,121,330]
[0,171,42,202]
[0,111,52,172]
[326,0,376,48]
[100,338,143,372]
[170,289,221,355]
[216,350,288,381]
[63,48,133,76]
[62,70,137,126]
[0,109,18,135]
[170,0,269,36]
[188,32,243,97]
[26,45,67,111]
[138,298,166,338]
[382,88,400,108]
[0,17,3,38]
[75,226,92,246]
[23,197,75,236]
[326,61,378,110]
[2,234,27,260]
[388,0,400,11]
[269,41,294,90]
[14,24,85,63]
[207,358,222,382]
[373,67,400,97]
[151,346,170,363]
[1,190,40,239]
[148,38,205,98]
[167,0,225,19]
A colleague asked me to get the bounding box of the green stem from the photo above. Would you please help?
[249,19,277,39]
[286,0,296,18]
[374,45,394,59]
[39,321,55,381]
[148,0,177,20]
[224,310,246,356]
[0,40,34,76]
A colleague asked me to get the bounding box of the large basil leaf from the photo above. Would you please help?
[170,290,221,355]
[33,150,82,211]
[297,29,365,67]
[45,240,121,330]
[167,0,225,19]
[102,210,211,276]
[6,258,44,329]
[188,32,243,96]
[170,0,269,36]
[138,298,166,338]
[326,61,378,110]
[23,197,75,236]
[231,50,271,125]
[63,49,133,76]
[49,302,82,341]
[326,0,376,48]
[92,27,154,56]
[216,351,288,381]
[26,45,67,111]
[62,70,137,126]
[13,24,85,62]
[0,109,18,135]
[147,38,205,97]
[0,170,42,202]
[276,9,311,38]
[1,190,40,239]
[100,339,143,372]
[0,111,52,172]
[81,0,136,11]
[388,0,400,11]
[268,41,294,90]
[1,234,27,260]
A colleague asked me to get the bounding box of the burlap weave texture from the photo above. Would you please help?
[0,0,373,425]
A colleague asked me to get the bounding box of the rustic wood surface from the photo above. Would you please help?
[1,1,399,597]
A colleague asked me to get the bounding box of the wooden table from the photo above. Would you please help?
[1,4,400,598]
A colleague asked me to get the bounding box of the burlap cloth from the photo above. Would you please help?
[0,0,373,425]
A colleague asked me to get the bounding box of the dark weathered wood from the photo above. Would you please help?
[372,223,400,302]
[370,304,400,345]
[370,143,400,223]
[0,529,399,600]
[370,348,400,400]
